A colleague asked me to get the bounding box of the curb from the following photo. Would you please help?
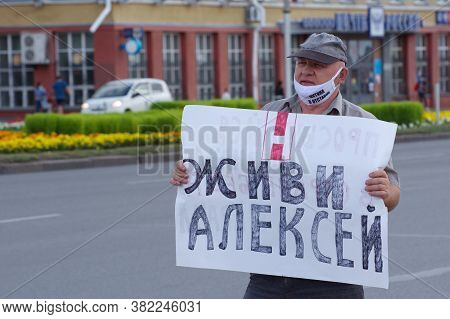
[0,152,182,175]
[395,131,450,143]
[1,133,449,175]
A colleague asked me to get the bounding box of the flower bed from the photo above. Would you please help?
[0,131,180,153]
[423,110,450,123]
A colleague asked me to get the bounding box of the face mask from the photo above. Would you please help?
[293,67,343,106]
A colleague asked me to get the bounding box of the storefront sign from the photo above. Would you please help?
[296,11,422,35]
[436,11,450,25]
[335,13,368,33]
[301,18,336,30]
[385,14,422,32]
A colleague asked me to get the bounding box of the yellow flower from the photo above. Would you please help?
[423,111,450,122]
[0,130,181,153]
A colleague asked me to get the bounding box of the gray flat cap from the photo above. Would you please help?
[288,33,347,64]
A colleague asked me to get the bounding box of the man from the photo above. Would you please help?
[415,71,428,109]
[52,75,69,114]
[170,33,400,298]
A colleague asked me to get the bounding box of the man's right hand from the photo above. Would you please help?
[170,160,189,186]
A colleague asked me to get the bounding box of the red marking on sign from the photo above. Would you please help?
[270,143,283,160]
[274,112,288,136]
[261,111,297,161]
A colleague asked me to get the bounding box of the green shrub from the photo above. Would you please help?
[150,98,257,110]
[24,99,250,135]
[152,100,188,110]
[25,114,59,134]
[25,109,183,135]
[56,115,83,135]
[361,101,424,125]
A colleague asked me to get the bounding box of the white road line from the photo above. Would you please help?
[0,213,61,224]
[399,184,443,191]
[391,266,450,283]
[395,153,447,162]
[126,178,170,185]
[390,233,450,239]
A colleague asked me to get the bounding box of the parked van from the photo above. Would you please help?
[80,78,173,113]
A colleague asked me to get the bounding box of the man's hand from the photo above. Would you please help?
[169,160,189,186]
[365,169,400,212]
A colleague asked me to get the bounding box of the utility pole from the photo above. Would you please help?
[283,0,292,98]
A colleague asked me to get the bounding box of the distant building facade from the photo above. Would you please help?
[0,0,449,117]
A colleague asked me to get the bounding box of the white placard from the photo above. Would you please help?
[175,105,397,289]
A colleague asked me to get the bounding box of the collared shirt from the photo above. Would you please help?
[262,92,400,188]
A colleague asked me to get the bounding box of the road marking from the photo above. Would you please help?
[0,213,61,224]
[391,266,450,283]
[126,178,170,185]
[400,184,444,191]
[395,153,447,162]
[390,233,450,239]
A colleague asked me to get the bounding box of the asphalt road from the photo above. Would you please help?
[1,139,449,299]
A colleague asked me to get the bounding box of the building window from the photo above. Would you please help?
[259,33,275,104]
[416,34,428,80]
[0,34,34,109]
[56,32,95,107]
[439,33,450,94]
[391,37,406,96]
[128,35,147,79]
[196,33,215,100]
[163,33,182,100]
[228,34,246,98]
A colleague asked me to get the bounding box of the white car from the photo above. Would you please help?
[80,78,173,113]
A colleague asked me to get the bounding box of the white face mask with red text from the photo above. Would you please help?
[293,67,343,106]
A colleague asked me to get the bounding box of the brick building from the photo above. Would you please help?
[0,0,449,118]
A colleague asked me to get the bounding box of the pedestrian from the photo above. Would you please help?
[415,71,428,109]
[34,82,48,113]
[169,32,401,299]
[52,75,69,114]
[274,80,284,100]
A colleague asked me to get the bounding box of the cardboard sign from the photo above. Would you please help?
[175,105,397,289]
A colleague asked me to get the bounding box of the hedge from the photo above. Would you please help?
[25,98,256,135]
[151,98,258,110]
[25,99,422,135]
[25,109,183,135]
[361,101,424,125]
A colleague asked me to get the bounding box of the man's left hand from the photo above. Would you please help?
[365,169,400,212]
[365,169,390,200]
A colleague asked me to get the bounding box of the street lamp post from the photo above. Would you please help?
[283,0,292,98]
